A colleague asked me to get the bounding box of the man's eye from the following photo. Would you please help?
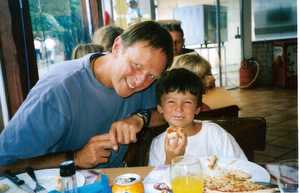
[134,63,142,69]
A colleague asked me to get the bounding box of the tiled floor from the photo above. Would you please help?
[228,87,298,164]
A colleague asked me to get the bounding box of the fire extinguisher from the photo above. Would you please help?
[239,58,260,88]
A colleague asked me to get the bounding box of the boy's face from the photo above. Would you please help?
[157,91,201,128]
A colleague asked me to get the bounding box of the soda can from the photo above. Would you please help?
[112,173,144,193]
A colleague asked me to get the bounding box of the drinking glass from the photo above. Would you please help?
[277,159,298,193]
[170,156,204,193]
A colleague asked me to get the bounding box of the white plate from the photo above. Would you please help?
[17,168,85,192]
[200,157,271,183]
[144,158,270,193]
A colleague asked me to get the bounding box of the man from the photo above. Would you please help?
[0,21,173,170]
[159,20,194,56]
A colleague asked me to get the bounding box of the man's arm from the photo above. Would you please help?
[0,133,115,173]
[0,152,68,174]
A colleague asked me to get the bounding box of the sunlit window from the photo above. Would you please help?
[29,0,91,78]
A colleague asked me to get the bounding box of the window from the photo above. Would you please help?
[29,0,92,78]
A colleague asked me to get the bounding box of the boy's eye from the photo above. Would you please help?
[167,100,175,104]
[184,101,193,104]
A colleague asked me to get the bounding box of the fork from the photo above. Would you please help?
[26,167,47,193]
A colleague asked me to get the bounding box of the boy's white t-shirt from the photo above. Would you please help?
[148,120,247,166]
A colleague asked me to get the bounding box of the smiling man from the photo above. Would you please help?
[0,21,173,170]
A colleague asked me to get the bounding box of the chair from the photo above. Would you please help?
[124,117,266,166]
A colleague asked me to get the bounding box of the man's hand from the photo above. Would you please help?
[74,134,114,168]
[109,115,144,150]
[164,128,187,164]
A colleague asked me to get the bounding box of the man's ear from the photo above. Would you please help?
[111,36,122,56]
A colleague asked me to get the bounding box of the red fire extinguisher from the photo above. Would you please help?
[239,58,260,88]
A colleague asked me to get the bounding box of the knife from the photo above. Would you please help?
[4,171,35,193]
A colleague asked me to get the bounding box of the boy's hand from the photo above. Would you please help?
[164,128,187,164]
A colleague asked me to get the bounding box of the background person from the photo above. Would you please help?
[172,52,216,92]
[92,25,124,52]
[159,20,194,56]
[71,43,103,59]
[148,68,246,166]
[0,21,173,171]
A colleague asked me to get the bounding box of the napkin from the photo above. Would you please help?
[48,174,111,193]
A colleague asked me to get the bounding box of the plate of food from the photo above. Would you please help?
[17,168,85,192]
[201,155,271,183]
[144,156,274,193]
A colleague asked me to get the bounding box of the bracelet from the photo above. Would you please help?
[133,109,152,127]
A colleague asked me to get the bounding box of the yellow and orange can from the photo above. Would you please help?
[112,173,144,193]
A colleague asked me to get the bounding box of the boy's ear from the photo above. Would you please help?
[157,105,163,114]
[111,36,122,56]
[195,106,201,115]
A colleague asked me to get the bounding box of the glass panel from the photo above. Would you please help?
[29,0,91,78]
[112,0,153,28]
[253,0,297,41]
[218,0,241,88]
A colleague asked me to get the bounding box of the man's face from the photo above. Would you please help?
[169,31,184,56]
[111,38,167,97]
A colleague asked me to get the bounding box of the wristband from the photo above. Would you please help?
[133,109,152,127]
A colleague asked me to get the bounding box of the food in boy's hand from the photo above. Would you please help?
[207,155,218,170]
[0,183,9,193]
[166,127,179,146]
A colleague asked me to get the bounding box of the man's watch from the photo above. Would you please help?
[133,109,152,127]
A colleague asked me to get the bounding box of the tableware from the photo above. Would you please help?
[17,168,85,192]
[277,159,298,193]
[4,171,35,193]
[200,157,271,183]
[143,157,271,193]
[170,156,204,193]
[26,167,47,193]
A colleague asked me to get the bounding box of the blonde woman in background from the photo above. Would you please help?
[92,25,124,52]
[171,52,216,92]
[71,43,103,59]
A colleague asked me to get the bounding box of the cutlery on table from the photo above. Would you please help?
[4,170,35,193]
[25,167,47,193]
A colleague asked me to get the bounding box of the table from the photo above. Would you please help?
[203,87,238,109]
[101,166,153,183]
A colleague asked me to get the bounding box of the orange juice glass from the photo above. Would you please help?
[170,156,204,193]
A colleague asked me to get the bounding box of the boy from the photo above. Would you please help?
[148,68,246,166]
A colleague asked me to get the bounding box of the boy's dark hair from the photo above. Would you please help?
[120,21,174,69]
[156,68,203,106]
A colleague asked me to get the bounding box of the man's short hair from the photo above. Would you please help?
[156,68,203,106]
[120,21,174,69]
